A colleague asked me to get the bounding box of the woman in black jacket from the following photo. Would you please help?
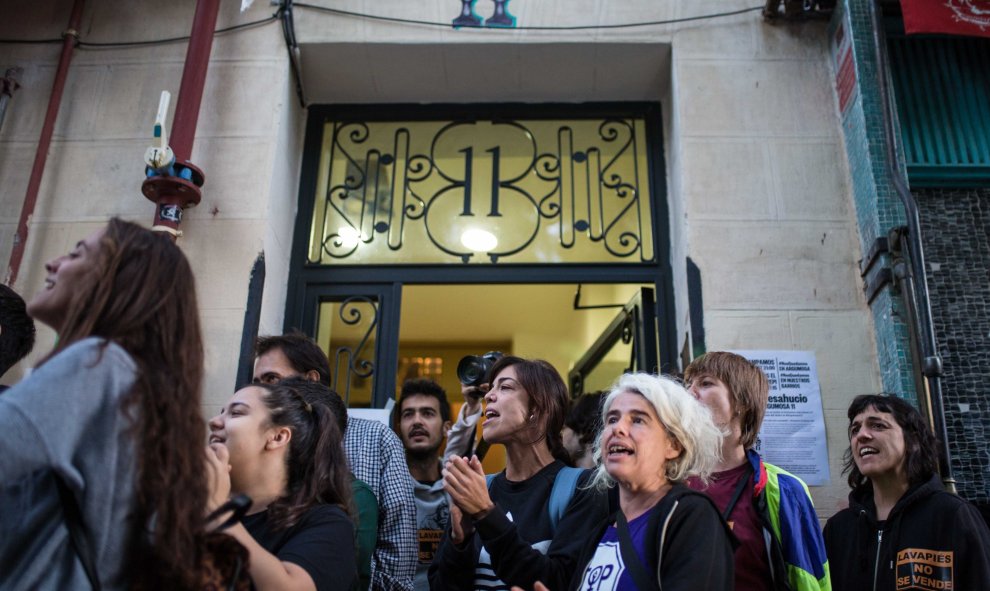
[824,394,990,591]
[572,372,734,591]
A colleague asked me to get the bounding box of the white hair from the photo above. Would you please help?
[589,372,723,490]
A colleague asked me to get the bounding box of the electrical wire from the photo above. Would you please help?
[292,2,764,31]
[0,13,279,48]
[0,4,766,47]
[277,0,307,107]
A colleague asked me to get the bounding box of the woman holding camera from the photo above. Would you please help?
[430,355,608,591]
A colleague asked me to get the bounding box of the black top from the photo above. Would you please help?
[244,504,356,591]
[824,474,990,591]
[570,483,735,591]
[429,460,609,591]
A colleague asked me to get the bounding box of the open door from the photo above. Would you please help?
[568,287,658,397]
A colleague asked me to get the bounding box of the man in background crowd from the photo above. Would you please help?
[560,391,605,469]
[393,378,453,591]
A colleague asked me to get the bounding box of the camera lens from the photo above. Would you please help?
[456,351,504,387]
[456,355,488,387]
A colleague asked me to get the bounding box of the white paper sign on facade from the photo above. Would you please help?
[731,350,831,486]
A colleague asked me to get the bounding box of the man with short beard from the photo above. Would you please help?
[393,378,454,591]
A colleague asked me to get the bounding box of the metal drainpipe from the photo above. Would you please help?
[5,0,85,287]
[141,0,221,239]
[867,1,956,493]
[0,68,23,134]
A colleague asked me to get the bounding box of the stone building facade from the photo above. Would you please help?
[11,0,985,516]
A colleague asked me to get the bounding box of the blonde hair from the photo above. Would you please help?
[590,373,723,490]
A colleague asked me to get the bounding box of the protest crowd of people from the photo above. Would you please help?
[2,219,989,590]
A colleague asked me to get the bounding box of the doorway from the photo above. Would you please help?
[311,282,656,471]
[308,283,657,406]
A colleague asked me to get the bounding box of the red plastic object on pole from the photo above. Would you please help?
[5,0,84,287]
[142,0,220,237]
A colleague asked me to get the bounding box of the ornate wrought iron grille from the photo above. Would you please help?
[317,297,378,406]
[308,117,656,264]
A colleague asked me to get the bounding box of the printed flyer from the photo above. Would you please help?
[732,350,831,486]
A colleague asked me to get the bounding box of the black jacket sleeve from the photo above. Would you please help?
[658,494,735,591]
[954,501,990,589]
[474,482,609,590]
[427,530,477,591]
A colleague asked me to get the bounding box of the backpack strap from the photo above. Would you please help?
[615,510,658,591]
[484,467,583,532]
[548,466,585,531]
[721,461,754,522]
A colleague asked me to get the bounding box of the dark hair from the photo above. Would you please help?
[45,218,206,588]
[255,331,332,387]
[843,394,940,491]
[485,355,570,464]
[0,285,35,376]
[397,378,451,423]
[565,391,606,447]
[684,351,770,449]
[295,378,348,435]
[256,378,353,530]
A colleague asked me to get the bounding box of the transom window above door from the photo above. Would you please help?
[306,107,658,265]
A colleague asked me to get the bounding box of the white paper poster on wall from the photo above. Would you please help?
[731,350,831,486]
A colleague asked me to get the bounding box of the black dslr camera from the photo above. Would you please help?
[456,351,504,390]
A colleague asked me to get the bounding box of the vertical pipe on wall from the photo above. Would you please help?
[169,0,221,163]
[868,1,955,493]
[142,0,221,237]
[5,0,85,287]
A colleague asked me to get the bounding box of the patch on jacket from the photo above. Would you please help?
[896,548,953,590]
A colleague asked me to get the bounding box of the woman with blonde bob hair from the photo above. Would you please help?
[572,373,734,591]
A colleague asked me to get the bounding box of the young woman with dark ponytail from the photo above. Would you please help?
[207,377,356,591]
[0,219,209,589]
[431,356,609,591]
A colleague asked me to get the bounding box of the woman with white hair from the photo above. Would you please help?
[572,373,734,591]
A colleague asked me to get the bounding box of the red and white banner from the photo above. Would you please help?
[901,0,990,37]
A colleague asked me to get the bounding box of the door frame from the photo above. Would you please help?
[568,287,657,397]
[285,102,677,407]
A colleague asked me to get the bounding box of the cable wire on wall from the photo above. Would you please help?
[293,3,764,30]
[0,4,765,47]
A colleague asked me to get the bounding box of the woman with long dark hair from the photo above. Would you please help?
[207,377,356,591]
[430,356,609,591]
[0,218,210,589]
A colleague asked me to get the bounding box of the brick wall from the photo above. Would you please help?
[916,188,990,502]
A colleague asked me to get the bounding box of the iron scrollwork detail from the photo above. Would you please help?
[328,295,377,404]
[311,116,654,264]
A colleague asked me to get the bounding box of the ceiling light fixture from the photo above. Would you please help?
[461,228,498,252]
